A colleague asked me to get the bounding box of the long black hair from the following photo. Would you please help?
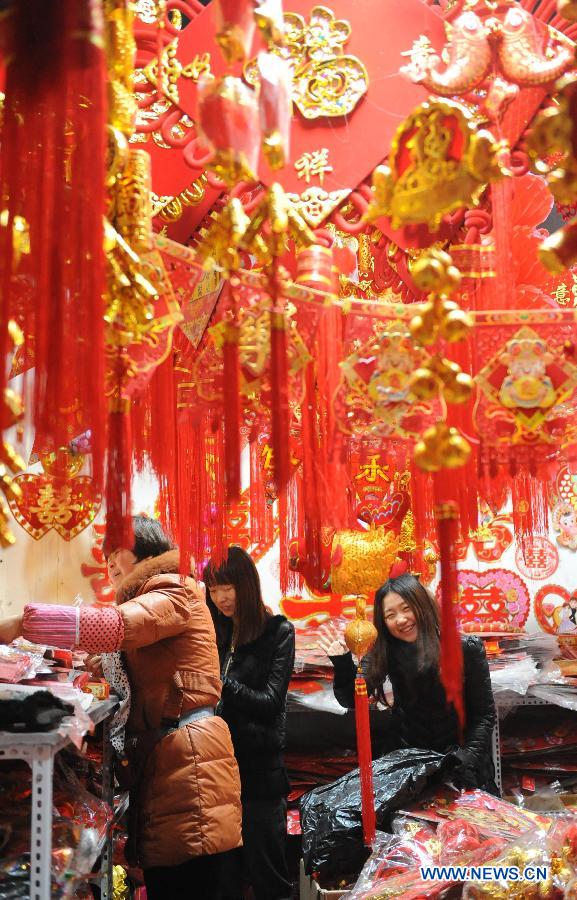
[103,515,173,560]
[367,573,440,704]
[204,546,268,647]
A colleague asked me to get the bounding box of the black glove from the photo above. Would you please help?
[444,747,479,791]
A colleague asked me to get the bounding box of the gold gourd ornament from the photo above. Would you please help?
[344,597,377,658]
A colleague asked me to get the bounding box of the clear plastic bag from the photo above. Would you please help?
[462,817,577,898]
[346,827,440,899]
[0,645,43,684]
[347,818,508,899]
[526,682,577,712]
[490,656,539,697]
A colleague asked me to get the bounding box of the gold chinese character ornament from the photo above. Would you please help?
[366,99,507,231]
[8,448,101,542]
[244,5,369,121]
[295,148,333,187]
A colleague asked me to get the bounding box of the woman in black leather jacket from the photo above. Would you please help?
[204,546,295,900]
[319,572,497,794]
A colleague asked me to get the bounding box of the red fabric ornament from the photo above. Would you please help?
[434,493,465,732]
[354,674,376,848]
[104,399,134,556]
[221,284,242,503]
[389,559,408,578]
[0,0,106,486]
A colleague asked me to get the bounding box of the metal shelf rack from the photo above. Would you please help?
[493,691,555,795]
[0,696,121,900]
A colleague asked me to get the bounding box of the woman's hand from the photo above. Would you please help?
[0,614,23,646]
[317,621,349,658]
[86,655,103,676]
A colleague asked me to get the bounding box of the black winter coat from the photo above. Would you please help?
[214,613,295,800]
[331,635,497,793]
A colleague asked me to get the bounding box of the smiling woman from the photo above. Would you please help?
[318,572,498,795]
[382,591,418,642]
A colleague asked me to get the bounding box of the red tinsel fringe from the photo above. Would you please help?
[223,318,242,502]
[104,403,134,554]
[434,485,465,733]
[270,308,291,493]
[512,470,548,556]
[317,305,351,528]
[354,674,376,848]
[176,414,198,576]
[0,0,106,488]
[249,436,274,547]
[301,364,323,589]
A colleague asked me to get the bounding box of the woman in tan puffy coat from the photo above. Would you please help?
[0,516,242,899]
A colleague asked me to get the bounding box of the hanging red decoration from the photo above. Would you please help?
[344,599,379,848]
[8,450,101,542]
[0,0,107,489]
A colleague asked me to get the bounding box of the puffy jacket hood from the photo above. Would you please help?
[116,550,188,604]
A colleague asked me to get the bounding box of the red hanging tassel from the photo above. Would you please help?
[249,436,274,547]
[354,671,376,847]
[301,363,323,587]
[317,304,351,529]
[270,306,291,492]
[210,423,228,567]
[104,398,133,554]
[223,311,242,502]
[512,469,548,557]
[434,493,465,733]
[268,258,291,493]
[0,0,107,489]
[176,415,197,576]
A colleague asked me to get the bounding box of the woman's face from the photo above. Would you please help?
[209,583,237,618]
[382,590,418,642]
[107,548,138,587]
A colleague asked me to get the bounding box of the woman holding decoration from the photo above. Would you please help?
[204,545,295,900]
[318,568,497,793]
[0,516,242,899]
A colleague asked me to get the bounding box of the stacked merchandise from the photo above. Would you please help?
[481,633,561,701]
[500,703,577,810]
[0,639,102,745]
[344,788,577,899]
[0,754,111,898]
[0,639,131,899]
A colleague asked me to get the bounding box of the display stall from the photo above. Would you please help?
[5,0,577,898]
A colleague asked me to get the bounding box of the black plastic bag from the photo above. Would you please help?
[300,747,448,877]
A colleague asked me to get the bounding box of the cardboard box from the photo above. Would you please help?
[299,861,351,900]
